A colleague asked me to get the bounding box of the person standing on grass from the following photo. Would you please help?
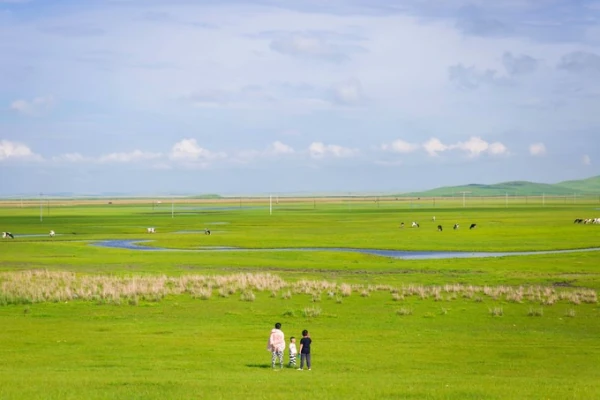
[267,322,285,370]
[289,337,297,368]
[297,329,312,371]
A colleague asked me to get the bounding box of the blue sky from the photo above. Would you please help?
[1,0,599,195]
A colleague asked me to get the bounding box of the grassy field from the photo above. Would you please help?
[1,198,599,399]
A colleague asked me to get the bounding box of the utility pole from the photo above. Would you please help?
[459,191,471,208]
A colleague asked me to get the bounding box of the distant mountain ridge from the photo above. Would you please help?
[405,175,600,197]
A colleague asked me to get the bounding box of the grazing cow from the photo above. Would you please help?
[400,222,405,228]
[437,225,443,232]
[594,218,600,224]
[49,230,55,237]
[147,227,156,234]
[574,219,583,224]
[469,223,477,230]
[453,224,459,230]
[411,222,419,228]
[432,216,436,222]
[205,229,211,235]
[2,232,14,239]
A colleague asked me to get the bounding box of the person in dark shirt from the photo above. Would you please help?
[297,329,312,370]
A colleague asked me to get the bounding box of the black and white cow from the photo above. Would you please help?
[453,224,459,230]
[437,225,443,232]
[469,223,477,230]
[412,222,419,228]
[205,229,211,235]
[2,232,14,239]
[49,230,55,237]
[147,227,156,233]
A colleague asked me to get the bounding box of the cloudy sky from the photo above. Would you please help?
[1,0,599,195]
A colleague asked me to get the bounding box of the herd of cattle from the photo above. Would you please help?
[401,218,477,232]
[574,218,600,224]
[3,218,597,240]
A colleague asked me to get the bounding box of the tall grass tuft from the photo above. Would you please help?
[565,308,576,318]
[302,306,321,318]
[240,290,255,302]
[489,307,503,316]
[396,307,413,316]
[392,293,404,302]
[340,284,352,297]
[527,307,543,317]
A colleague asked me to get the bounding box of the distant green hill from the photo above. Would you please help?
[555,176,600,193]
[403,175,600,197]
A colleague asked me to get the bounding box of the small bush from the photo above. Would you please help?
[281,290,291,300]
[282,310,295,317]
[440,307,448,315]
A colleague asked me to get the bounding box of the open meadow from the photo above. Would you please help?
[1,196,600,399]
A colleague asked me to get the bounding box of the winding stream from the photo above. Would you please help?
[90,240,600,260]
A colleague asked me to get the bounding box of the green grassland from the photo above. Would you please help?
[1,198,600,399]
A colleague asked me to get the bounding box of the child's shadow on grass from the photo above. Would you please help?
[246,363,275,369]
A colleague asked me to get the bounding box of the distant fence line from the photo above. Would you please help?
[1,194,600,209]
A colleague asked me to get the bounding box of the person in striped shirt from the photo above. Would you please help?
[288,337,297,368]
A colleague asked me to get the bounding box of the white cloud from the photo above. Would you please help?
[268,141,295,155]
[381,139,419,154]
[0,140,43,161]
[529,142,546,156]
[422,136,508,157]
[422,138,449,157]
[308,142,357,158]
[98,149,161,163]
[169,138,226,162]
[583,154,591,165]
[488,141,508,155]
[9,96,55,116]
[454,136,508,157]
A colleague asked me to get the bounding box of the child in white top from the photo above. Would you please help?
[289,337,297,368]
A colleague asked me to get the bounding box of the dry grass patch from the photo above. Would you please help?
[0,271,597,308]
